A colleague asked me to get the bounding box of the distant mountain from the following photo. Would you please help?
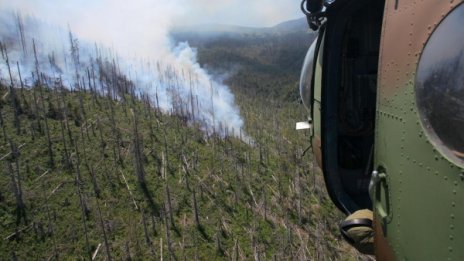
[171,18,309,38]
[269,17,309,33]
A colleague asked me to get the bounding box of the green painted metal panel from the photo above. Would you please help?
[374,51,464,261]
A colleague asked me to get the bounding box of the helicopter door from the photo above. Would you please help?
[320,0,384,214]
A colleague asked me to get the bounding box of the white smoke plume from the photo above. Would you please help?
[0,0,247,140]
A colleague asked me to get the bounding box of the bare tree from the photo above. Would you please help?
[15,12,27,57]
[8,139,27,225]
[40,179,58,260]
[33,40,54,168]
[3,44,21,134]
[0,107,7,143]
[72,138,92,260]
[131,108,145,185]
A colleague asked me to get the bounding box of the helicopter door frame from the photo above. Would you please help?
[320,0,384,215]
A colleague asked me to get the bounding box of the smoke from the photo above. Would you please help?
[0,0,247,140]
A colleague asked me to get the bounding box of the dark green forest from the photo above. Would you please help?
[0,19,367,260]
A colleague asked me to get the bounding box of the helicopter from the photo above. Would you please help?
[297,0,464,259]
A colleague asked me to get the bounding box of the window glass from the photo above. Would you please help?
[300,37,318,112]
[415,4,464,166]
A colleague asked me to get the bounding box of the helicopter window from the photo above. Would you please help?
[415,4,464,167]
[300,37,318,112]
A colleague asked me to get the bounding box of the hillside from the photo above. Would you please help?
[0,15,365,260]
[0,82,359,259]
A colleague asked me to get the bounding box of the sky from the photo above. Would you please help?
[177,0,303,27]
[0,0,303,28]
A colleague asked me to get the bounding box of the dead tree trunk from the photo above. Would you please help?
[165,184,175,229]
[72,138,92,260]
[95,196,112,261]
[15,13,27,56]
[131,109,145,185]
[33,39,54,168]
[16,62,26,108]
[0,108,7,143]
[192,189,200,229]
[163,205,175,261]
[3,45,21,134]
[7,162,25,225]
[40,180,58,260]
[108,99,122,165]
[141,209,156,257]
[8,140,27,225]
[39,84,55,168]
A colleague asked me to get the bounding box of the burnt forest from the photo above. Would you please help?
[0,12,366,260]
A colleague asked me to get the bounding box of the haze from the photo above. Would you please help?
[0,0,303,28]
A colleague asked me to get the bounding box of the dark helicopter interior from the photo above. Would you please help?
[322,0,384,213]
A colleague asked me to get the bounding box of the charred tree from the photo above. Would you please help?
[15,13,27,56]
[95,195,112,261]
[8,140,27,225]
[72,138,92,260]
[131,108,145,185]
[33,40,54,168]
[0,107,7,143]
[192,189,201,229]
[40,180,58,260]
[3,45,21,134]
[163,205,175,261]
[141,209,156,257]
